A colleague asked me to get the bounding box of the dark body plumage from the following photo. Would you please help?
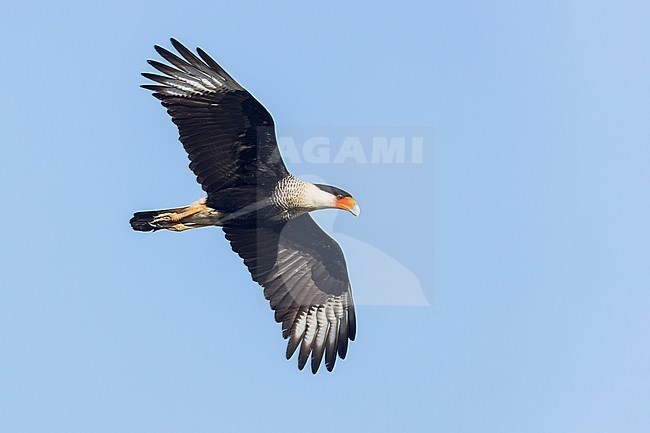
[131,39,359,373]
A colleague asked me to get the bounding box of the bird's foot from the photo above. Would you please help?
[168,223,190,231]
[152,212,181,223]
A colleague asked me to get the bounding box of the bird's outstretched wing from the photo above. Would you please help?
[141,39,289,196]
[223,214,356,373]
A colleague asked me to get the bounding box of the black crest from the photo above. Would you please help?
[314,184,353,198]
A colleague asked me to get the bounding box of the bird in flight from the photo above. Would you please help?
[130,39,360,373]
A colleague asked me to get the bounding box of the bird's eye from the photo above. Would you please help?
[336,194,344,200]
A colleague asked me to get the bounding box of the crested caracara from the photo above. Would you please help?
[130,39,360,374]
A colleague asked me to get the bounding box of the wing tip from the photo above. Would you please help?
[169,37,182,48]
[153,44,174,60]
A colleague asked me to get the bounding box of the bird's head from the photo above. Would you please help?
[313,184,360,217]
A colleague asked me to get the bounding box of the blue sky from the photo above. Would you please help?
[1,1,649,432]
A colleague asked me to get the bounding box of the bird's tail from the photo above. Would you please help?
[129,206,189,232]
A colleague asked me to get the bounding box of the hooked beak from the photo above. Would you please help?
[336,196,360,217]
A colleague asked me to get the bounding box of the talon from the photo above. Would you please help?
[169,223,189,231]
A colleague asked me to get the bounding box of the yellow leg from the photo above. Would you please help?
[152,204,207,224]
[176,204,207,219]
[169,223,190,231]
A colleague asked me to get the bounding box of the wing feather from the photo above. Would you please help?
[324,317,340,371]
[310,307,330,374]
[298,306,319,370]
[286,307,309,359]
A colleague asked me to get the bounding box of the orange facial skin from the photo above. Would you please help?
[335,196,357,211]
